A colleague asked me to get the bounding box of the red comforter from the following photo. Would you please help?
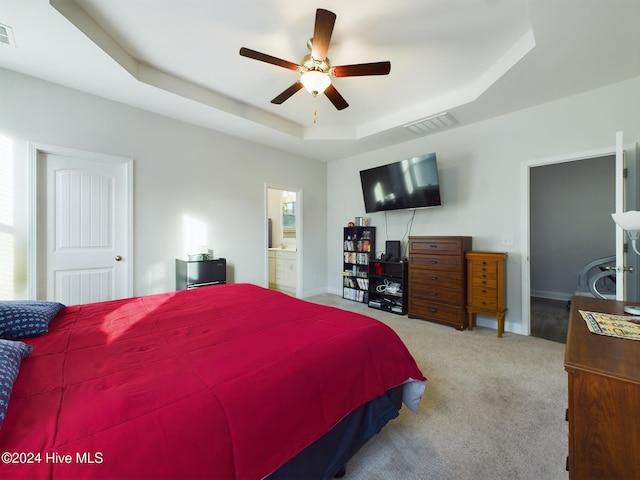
[0,284,425,480]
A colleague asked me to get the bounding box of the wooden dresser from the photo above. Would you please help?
[408,236,472,330]
[465,252,507,337]
[565,296,640,480]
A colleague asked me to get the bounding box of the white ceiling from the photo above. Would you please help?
[1,0,638,161]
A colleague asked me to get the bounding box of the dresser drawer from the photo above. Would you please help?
[409,237,464,255]
[410,269,461,288]
[411,284,464,305]
[409,298,464,325]
[471,275,497,288]
[469,263,497,280]
[469,291,498,310]
[470,260,497,273]
[470,284,497,299]
[410,254,464,272]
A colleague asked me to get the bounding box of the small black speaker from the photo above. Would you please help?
[385,240,401,260]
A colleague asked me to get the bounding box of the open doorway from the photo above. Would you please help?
[529,155,615,342]
[524,142,639,342]
[266,186,301,296]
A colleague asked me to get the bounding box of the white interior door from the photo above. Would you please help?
[614,131,627,300]
[40,151,131,304]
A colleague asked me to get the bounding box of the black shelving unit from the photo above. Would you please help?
[342,226,375,303]
[368,260,408,315]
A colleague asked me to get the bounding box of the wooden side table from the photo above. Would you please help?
[466,252,507,337]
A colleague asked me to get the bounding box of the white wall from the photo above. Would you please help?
[327,76,640,334]
[0,68,327,299]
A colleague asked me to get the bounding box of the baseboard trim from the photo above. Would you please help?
[530,289,572,302]
[301,287,328,298]
[473,315,525,336]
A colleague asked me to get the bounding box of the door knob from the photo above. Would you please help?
[115,256,122,261]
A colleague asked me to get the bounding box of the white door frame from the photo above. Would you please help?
[264,183,303,297]
[28,143,134,299]
[520,145,617,336]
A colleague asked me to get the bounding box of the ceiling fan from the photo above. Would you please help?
[239,8,391,111]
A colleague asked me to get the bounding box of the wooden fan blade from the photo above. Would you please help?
[271,82,304,104]
[333,61,391,77]
[324,84,349,110]
[239,47,299,71]
[311,9,336,61]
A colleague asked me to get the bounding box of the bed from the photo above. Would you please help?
[0,283,426,479]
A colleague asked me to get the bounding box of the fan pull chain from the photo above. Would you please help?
[313,94,318,124]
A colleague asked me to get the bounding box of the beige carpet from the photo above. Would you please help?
[306,294,568,480]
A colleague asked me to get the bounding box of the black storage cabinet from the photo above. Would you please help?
[175,258,227,290]
[368,260,408,315]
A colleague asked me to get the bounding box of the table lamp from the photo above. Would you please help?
[611,210,640,314]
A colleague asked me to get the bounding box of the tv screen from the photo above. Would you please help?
[359,153,441,213]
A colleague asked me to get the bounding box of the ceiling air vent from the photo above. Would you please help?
[0,23,15,47]
[404,112,458,136]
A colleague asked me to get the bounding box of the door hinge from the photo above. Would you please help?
[623,167,628,178]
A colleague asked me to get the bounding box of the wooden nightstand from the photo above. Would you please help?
[466,252,507,337]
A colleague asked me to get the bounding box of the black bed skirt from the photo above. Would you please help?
[266,385,404,480]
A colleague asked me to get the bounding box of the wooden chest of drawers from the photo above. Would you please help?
[408,236,472,330]
[466,251,507,337]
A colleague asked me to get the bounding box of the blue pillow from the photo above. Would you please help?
[0,339,33,427]
[0,301,65,339]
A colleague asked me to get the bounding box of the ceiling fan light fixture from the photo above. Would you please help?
[300,70,331,95]
[240,8,388,111]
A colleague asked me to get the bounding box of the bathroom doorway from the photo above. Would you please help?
[266,186,301,296]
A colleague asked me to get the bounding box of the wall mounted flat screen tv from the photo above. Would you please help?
[359,153,441,213]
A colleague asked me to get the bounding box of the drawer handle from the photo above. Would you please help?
[481,289,487,294]
[429,276,438,281]
[482,280,487,284]
[429,245,438,248]
[428,308,438,313]
[481,261,487,265]
[429,292,438,296]
[428,260,438,264]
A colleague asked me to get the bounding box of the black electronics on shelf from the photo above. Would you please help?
[368,260,408,315]
[176,258,227,290]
